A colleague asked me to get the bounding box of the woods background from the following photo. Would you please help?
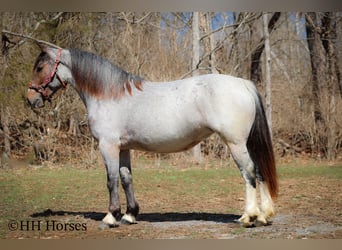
[0,12,341,167]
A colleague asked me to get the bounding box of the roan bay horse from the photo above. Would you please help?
[26,43,278,227]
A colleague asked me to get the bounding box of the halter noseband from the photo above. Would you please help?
[29,48,67,100]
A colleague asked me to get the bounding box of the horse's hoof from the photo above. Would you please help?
[98,221,119,230]
[254,214,271,227]
[121,214,137,225]
[239,219,254,228]
[255,219,272,227]
[238,214,257,228]
[102,212,120,228]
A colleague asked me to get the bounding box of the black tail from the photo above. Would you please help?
[247,90,278,200]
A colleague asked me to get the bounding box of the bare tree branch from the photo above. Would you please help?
[200,12,261,42]
[2,12,64,50]
[118,12,152,24]
[1,30,61,49]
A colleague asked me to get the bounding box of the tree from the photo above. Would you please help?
[1,12,342,163]
[305,12,341,160]
[206,12,219,74]
[263,12,273,135]
[250,12,281,85]
[191,12,202,163]
[305,12,342,160]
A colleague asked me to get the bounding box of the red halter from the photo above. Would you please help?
[29,48,67,100]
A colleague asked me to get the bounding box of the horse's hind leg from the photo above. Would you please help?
[228,142,260,227]
[258,179,275,224]
[119,150,140,224]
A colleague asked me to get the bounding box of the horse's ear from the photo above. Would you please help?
[35,41,60,52]
[35,41,60,60]
[36,41,52,53]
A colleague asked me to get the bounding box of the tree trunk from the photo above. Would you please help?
[206,12,219,74]
[1,105,11,158]
[305,12,327,124]
[305,12,341,160]
[191,12,202,163]
[192,12,200,75]
[250,12,281,84]
[321,12,342,97]
[263,12,273,137]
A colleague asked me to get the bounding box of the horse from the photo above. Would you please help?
[26,43,278,228]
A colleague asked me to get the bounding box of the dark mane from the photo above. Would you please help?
[69,49,143,99]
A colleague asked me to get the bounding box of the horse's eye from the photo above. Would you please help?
[36,67,43,72]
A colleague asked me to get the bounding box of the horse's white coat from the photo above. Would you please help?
[259,182,275,218]
[87,75,255,153]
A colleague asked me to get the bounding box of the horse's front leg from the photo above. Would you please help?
[119,150,140,224]
[99,140,121,227]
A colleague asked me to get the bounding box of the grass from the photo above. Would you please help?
[0,159,341,238]
[278,164,342,179]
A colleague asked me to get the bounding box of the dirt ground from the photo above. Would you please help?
[2,161,342,239]
[44,181,342,239]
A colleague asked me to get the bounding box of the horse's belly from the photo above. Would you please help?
[121,126,213,153]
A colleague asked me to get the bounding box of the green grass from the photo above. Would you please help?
[278,164,342,179]
[0,160,341,238]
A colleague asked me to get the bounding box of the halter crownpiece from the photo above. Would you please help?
[29,48,67,100]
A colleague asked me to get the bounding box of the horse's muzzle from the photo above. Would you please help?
[27,89,45,108]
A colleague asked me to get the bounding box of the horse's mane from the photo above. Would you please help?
[69,49,143,99]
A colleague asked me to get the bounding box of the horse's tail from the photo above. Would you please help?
[245,81,278,200]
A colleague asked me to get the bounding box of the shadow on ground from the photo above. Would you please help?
[31,209,105,221]
[31,209,240,224]
[139,212,240,224]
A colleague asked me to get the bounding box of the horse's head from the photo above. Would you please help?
[27,43,69,108]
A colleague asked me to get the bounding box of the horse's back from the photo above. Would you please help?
[130,74,256,147]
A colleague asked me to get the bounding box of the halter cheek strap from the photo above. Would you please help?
[29,48,67,99]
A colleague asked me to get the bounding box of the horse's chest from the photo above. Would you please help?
[87,107,123,140]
